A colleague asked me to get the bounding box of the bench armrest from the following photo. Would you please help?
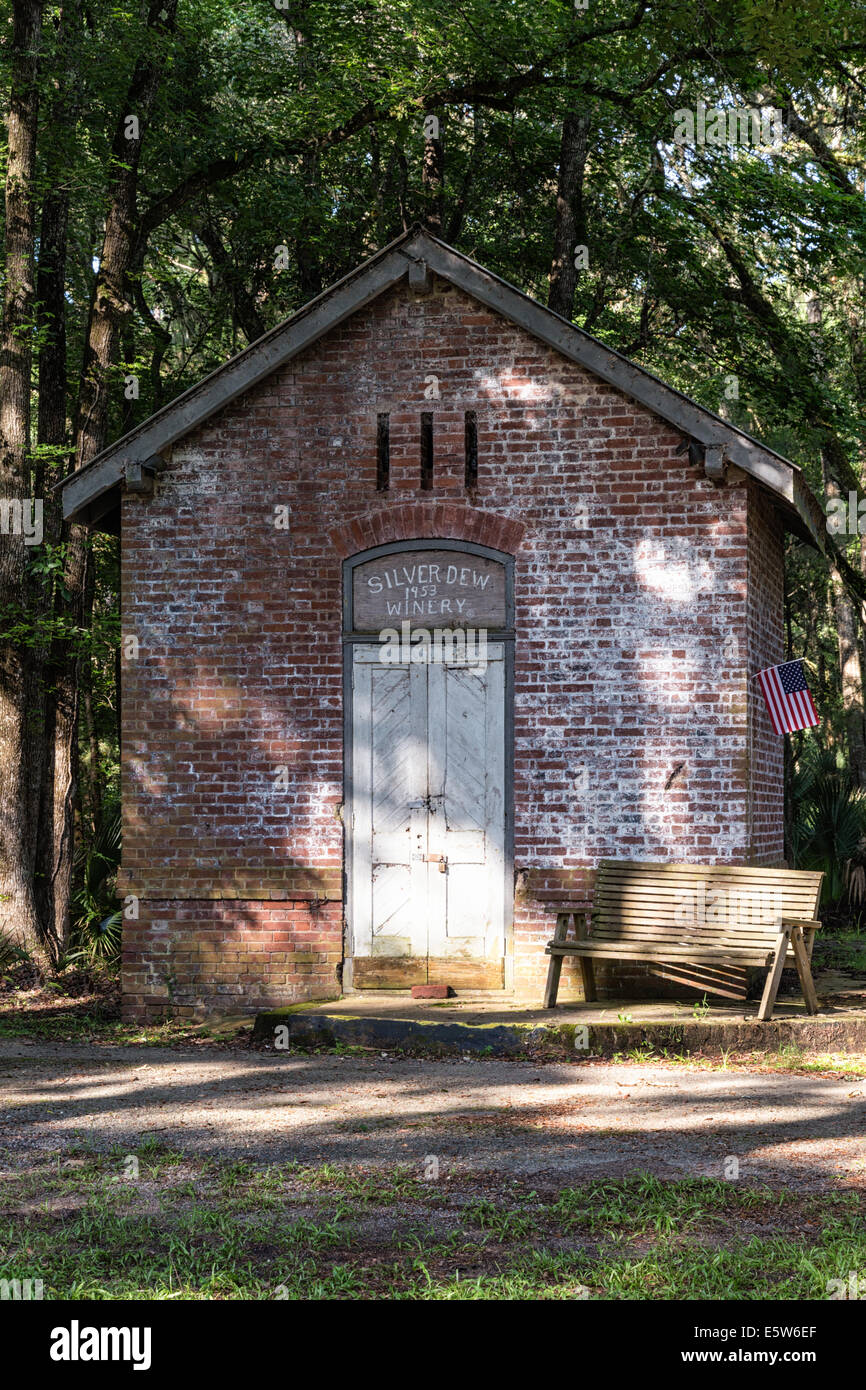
[781,918,822,931]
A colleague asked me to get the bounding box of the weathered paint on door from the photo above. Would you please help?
[350,642,506,987]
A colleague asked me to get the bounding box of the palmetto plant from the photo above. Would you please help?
[68,808,122,964]
[788,745,866,906]
[0,931,28,973]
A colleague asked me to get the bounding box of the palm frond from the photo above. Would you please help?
[790,743,866,904]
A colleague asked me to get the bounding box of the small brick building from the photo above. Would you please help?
[61,229,825,1021]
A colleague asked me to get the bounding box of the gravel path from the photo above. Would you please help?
[1,1040,864,1189]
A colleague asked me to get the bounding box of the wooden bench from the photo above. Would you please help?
[542,860,824,1021]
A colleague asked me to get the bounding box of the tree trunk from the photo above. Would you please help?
[74,0,179,470]
[32,175,75,962]
[35,196,71,478]
[31,0,91,965]
[294,150,323,300]
[0,0,47,964]
[42,0,179,962]
[829,562,866,780]
[198,215,265,343]
[824,469,866,783]
[548,113,590,320]
[445,110,483,245]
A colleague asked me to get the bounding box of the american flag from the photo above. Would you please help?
[757,660,820,735]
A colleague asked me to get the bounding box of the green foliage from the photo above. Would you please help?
[68,810,122,966]
[0,932,28,975]
[789,742,866,904]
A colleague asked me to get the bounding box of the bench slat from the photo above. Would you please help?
[598,859,822,884]
[586,946,790,960]
[598,885,818,906]
[596,887,818,900]
[547,941,774,956]
[592,911,795,934]
[546,943,774,965]
[591,903,802,924]
[549,936,799,957]
[588,931,787,948]
[591,917,792,937]
[596,874,820,891]
[597,865,819,880]
[594,884,820,903]
[594,890,813,902]
[594,889,819,911]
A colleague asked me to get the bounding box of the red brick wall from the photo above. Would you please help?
[118,275,785,1018]
[122,901,342,1022]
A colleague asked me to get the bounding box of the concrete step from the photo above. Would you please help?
[252,999,866,1058]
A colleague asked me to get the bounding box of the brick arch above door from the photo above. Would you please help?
[327,503,527,560]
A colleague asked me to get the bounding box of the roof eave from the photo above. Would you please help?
[59,228,825,548]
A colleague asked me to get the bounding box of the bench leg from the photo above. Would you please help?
[790,925,819,1015]
[543,912,573,1009]
[543,952,564,1009]
[757,928,791,1021]
[579,957,597,1004]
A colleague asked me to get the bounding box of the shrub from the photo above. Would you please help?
[789,744,866,907]
[67,808,122,965]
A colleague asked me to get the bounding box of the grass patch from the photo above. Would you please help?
[609,1041,866,1078]
[0,1148,862,1300]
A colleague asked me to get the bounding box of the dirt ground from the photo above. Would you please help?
[2,1040,864,1190]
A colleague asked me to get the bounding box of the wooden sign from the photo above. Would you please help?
[352,549,507,629]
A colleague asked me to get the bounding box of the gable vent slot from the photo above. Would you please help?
[420,412,434,490]
[464,410,478,488]
[376,413,390,491]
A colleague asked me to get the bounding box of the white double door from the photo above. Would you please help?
[350,643,506,967]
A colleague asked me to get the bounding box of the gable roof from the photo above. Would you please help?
[58,226,825,546]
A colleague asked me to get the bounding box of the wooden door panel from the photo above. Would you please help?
[351,640,506,979]
[428,647,505,959]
